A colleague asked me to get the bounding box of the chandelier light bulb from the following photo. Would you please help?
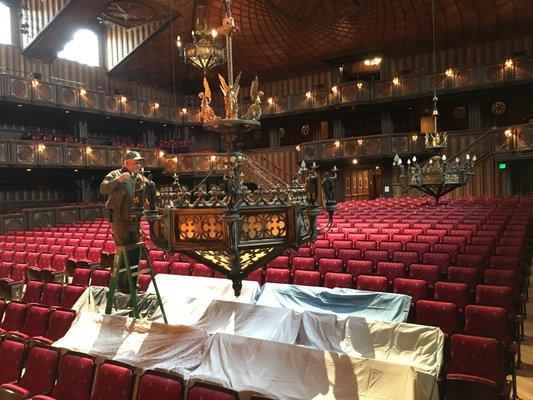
[352,158,358,165]
[300,160,307,169]
[407,159,411,165]
[412,156,417,163]
[176,36,182,48]
[455,157,460,163]
[466,154,470,160]
[442,155,447,161]
[473,155,477,161]
[211,28,218,38]
[429,159,433,164]
[393,154,400,163]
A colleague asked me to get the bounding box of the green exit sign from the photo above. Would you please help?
[498,162,507,170]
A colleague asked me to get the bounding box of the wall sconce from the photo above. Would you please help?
[357,139,363,146]
[79,88,87,96]
[331,86,338,94]
[504,59,513,69]
[31,78,40,88]
[411,133,419,142]
[305,90,312,99]
[120,96,127,103]
[375,165,380,170]
[153,102,160,109]
[210,154,217,162]
[392,77,400,86]
[267,97,274,105]
[85,146,92,154]
[295,144,301,152]
[356,82,363,90]
[504,129,513,138]
[334,140,340,148]
[181,107,187,114]
[37,143,46,152]
[445,68,454,78]
[173,156,178,163]
[352,158,358,165]
[158,150,165,158]
[363,57,382,66]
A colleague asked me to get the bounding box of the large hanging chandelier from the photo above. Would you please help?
[176,1,225,74]
[146,0,337,296]
[392,0,475,204]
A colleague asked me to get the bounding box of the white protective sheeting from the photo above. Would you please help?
[193,300,301,343]
[190,332,429,400]
[257,283,412,322]
[297,312,443,399]
[53,312,208,375]
[146,274,260,325]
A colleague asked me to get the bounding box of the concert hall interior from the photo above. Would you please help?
[0,0,532,399]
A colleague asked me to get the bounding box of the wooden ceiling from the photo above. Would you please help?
[109,0,533,91]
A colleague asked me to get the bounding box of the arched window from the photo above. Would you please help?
[0,3,11,45]
[58,29,99,66]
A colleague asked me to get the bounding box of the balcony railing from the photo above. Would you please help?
[252,59,533,117]
[0,139,167,169]
[0,72,202,124]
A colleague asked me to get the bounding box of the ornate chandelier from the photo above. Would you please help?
[176,1,225,74]
[392,0,475,204]
[146,0,337,296]
[393,153,476,204]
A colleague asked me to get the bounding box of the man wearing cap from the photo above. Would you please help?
[100,151,149,246]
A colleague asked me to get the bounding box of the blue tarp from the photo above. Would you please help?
[256,283,411,323]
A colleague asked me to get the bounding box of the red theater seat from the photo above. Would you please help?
[415,300,458,336]
[409,264,440,289]
[318,258,343,275]
[356,275,389,292]
[91,270,111,287]
[264,268,290,284]
[393,278,427,304]
[376,261,406,284]
[0,336,26,385]
[0,343,60,399]
[323,272,353,289]
[293,270,320,286]
[447,267,478,291]
[35,308,76,344]
[136,371,184,400]
[434,282,469,313]
[91,360,135,400]
[188,383,239,400]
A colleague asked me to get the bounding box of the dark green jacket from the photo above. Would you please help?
[100,167,148,221]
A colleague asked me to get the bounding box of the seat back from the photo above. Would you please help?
[393,278,427,303]
[91,270,111,287]
[356,275,389,292]
[136,371,184,400]
[52,352,95,400]
[19,344,60,396]
[0,336,26,385]
[44,308,76,342]
[415,300,457,335]
[464,305,512,346]
[60,285,86,308]
[91,361,135,400]
[20,304,50,338]
[41,282,63,307]
[434,281,469,312]
[187,383,238,400]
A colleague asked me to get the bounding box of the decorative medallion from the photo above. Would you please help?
[301,124,310,136]
[452,106,466,119]
[68,148,83,164]
[34,212,52,227]
[391,137,408,153]
[60,211,77,225]
[110,149,123,164]
[43,147,60,164]
[341,86,355,103]
[62,88,77,107]
[17,145,34,164]
[11,79,28,98]
[5,219,24,232]
[491,102,506,115]
[37,84,53,102]
[83,93,98,109]
[344,140,357,156]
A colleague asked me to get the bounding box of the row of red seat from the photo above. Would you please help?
[0,336,257,400]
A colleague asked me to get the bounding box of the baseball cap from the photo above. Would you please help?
[124,151,144,161]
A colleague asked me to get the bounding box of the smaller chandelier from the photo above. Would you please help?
[176,4,225,74]
[393,153,476,204]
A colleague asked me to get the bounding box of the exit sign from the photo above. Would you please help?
[498,162,507,170]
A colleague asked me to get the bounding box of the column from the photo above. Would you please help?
[77,120,88,143]
[332,117,344,139]
[468,99,482,130]
[269,126,280,148]
[381,109,393,134]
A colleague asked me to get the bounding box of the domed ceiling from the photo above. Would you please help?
[112,0,533,90]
